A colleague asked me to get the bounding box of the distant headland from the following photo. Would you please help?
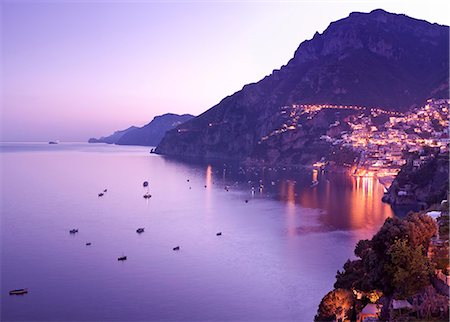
[88,113,194,146]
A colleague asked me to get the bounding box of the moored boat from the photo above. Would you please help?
[9,288,28,295]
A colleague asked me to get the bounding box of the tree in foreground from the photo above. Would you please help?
[315,288,354,322]
[385,238,433,298]
[317,213,440,321]
[334,213,436,296]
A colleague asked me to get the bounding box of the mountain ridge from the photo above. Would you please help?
[155,9,449,163]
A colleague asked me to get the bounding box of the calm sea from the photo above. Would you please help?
[1,142,393,321]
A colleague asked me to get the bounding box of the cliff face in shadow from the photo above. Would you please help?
[383,152,449,208]
[156,9,449,164]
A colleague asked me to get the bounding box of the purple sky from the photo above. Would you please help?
[2,0,449,142]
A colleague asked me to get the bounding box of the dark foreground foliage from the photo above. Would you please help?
[315,212,449,321]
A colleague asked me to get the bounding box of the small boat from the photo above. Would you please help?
[118,256,127,261]
[48,141,59,144]
[143,181,148,187]
[216,232,222,236]
[245,199,249,203]
[187,179,190,182]
[143,193,152,199]
[103,189,107,193]
[311,180,319,188]
[98,193,104,197]
[136,228,145,234]
[69,229,78,234]
[173,246,180,251]
[9,288,28,295]
[86,242,91,246]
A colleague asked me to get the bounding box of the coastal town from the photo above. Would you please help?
[290,100,449,321]
[254,99,450,321]
[341,99,448,181]
[262,99,449,185]
[3,2,449,321]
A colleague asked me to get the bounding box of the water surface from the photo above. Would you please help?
[1,142,393,321]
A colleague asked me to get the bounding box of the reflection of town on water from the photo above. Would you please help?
[205,164,213,212]
[186,158,394,239]
[281,169,393,241]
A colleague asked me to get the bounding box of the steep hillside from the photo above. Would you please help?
[156,9,449,164]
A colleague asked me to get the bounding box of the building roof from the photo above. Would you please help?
[361,303,381,315]
[392,299,413,310]
[426,211,442,221]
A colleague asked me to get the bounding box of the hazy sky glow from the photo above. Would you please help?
[2,0,449,141]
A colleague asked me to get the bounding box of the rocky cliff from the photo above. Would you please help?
[156,9,449,164]
[89,113,194,146]
[383,152,449,208]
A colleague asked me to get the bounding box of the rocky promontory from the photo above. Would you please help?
[89,113,194,146]
[88,126,138,144]
[383,150,449,208]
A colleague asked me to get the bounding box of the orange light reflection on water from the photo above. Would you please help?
[297,172,392,243]
[286,180,297,236]
[205,165,212,212]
